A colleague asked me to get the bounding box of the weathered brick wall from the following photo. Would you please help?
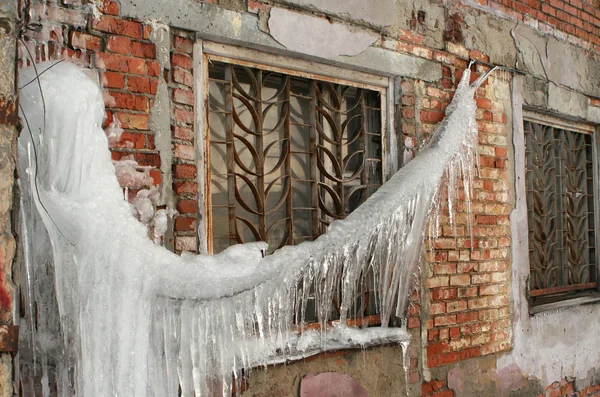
[18,1,200,251]
[10,0,600,395]
[169,30,199,253]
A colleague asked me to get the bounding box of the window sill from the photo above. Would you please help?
[246,325,410,367]
[530,294,600,316]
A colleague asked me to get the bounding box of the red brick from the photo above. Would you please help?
[174,107,194,124]
[459,346,481,360]
[106,35,131,55]
[177,199,198,214]
[135,153,160,167]
[143,25,152,40]
[171,53,193,69]
[109,92,149,111]
[149,169,161,185]
[437,351,459,365]
[69,31,102,51]
[96,0,119,15]
[173,35,194,53]
[116,112,149,130]
[173,126,194,142]
[173,164,197,179]
[128,76,158,94]
[408,316,420,329]
[175,216,196,231]
[173,88,194,106]
[132,41,156,59]
[446,300,468,313]
[457,287,478,298]
[116,132,146,149]
[175,181,198,195]
[432,288,457,301]
[102,72,125,89]
[427,341,448,356]
[422,379,447,394]
[456,311,479,324]
[147,61,160,77]
[97,52,147,75]
[93,16,142,39]
[174,144,195,161]
[477,215,497,225]
[421,109,445,123]
[434,315,457,327]
[173,67,194,86]
[431,391,454,397]
[431,302,446,315]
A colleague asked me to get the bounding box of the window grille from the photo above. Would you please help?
[524,119,598,299]
[207,61,383,254]
[206,60,386,323]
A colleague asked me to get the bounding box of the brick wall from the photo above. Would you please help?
[19,1,202,252]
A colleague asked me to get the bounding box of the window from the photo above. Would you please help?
[204,51,388,254]
[524,113,598,304]
[200,44,395,323]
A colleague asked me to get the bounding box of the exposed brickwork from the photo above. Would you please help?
[539,378,600,397]
[19,0,161,196]
[421,378,455,397]
[169,30,198,253]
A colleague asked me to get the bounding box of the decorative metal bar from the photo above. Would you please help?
[525,120,596,296]
[225,65,236,247]
[208,61,382,256]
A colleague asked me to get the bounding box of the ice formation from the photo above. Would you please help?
[18,60,493,396]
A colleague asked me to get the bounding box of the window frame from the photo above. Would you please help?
[523,110,600,307]
[195,41,399,255]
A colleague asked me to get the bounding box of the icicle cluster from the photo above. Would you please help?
[18,61,493,396]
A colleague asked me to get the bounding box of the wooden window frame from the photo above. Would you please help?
[194,41,399,255]
[523,110,600,306]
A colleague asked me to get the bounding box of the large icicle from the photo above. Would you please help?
[18,60,493,396]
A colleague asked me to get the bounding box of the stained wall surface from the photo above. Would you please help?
[4,0,600,395]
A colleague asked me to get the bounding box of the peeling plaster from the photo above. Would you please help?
[273,0,398,27]
[511,24,600,97]
[268,8,379,59]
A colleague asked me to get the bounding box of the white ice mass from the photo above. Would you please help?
[18,61,493,396]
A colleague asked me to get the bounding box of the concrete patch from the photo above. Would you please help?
[521,75,548,109]
[119,0,283,50]
[274,0,397,27]
[547,83,588,119]
[587,105,600,124]
[463,14,517,67]
[512,24,600,98]
[337,46,441,81]
[300,372,368,397]
[268,8,379,59]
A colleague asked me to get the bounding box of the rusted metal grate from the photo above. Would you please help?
[207,61,383,255]
[524,120,597,297]
[206,60,385,322]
